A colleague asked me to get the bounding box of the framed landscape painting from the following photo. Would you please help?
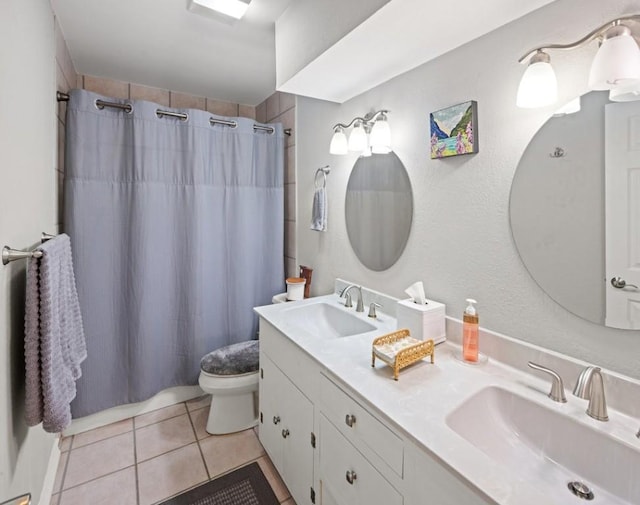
[430,101,478,159]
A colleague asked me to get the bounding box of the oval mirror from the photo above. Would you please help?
[345,152,413,271]
[510,90,640,330]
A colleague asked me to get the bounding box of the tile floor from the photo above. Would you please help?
[51,396,296,505]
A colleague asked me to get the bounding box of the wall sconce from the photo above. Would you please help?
[516,15,640,108]
[329,110,391,156]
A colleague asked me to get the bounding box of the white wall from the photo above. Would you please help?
[275,0,390,87]
[296,0,640,380]
[0,0,59,502]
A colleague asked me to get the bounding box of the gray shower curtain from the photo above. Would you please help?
[64,89,284,417]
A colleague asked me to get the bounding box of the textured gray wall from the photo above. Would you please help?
[0,0,58,502]
[296,0,640,379]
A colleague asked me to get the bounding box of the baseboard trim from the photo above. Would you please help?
[38,438,60,505]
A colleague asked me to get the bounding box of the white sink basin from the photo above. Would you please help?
[283,302,376,338]
[446,386,640,505]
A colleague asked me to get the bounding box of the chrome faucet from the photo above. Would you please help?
[340,284,364,312]
[573,366,608,421]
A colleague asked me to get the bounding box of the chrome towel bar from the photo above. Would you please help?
[2,233,56,265]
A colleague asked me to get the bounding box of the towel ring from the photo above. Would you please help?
[314,165,330,189]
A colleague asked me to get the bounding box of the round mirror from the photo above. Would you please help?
[510,90,640,330]
[345,152,413,271]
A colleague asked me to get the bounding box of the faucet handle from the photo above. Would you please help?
[527,362,567,403]
[344,293,353,308]
[368,302,381,318]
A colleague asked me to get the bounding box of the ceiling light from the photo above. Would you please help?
[516,51,557,108]
[516,15,640,109]
[330,110,391,156]
[188,0,251,20]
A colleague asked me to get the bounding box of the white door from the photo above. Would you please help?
[605,101,640,328]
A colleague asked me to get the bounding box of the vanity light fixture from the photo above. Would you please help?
[329,110,391,156]
[517,15,640,108]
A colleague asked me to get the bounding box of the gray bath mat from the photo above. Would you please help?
[159,462,280,505]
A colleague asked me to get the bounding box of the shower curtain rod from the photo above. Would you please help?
[57,92,292,136]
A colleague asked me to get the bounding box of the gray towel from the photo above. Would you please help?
[25,233,86,433]
[310,186,327,232]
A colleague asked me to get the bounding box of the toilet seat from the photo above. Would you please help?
[198,368,259,393]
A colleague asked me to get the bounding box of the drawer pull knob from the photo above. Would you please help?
[345,414,356,427]
[273,416,281,425]
[282,428,290,439]
[345,470,357,485]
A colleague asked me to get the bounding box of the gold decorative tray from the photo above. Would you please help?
[371,328,435,380]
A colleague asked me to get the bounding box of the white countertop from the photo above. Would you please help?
[254,293,640,505]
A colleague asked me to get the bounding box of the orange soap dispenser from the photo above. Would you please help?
[462,298,479,362]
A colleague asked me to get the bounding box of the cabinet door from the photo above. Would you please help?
[319,415,402,505]
[281,379,314,505]
[260,351,315,505]
[259,353,284,473]
[405,443,493,505]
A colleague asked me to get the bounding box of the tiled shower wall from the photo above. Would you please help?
[54,26,296,280]
[256,93,297,279]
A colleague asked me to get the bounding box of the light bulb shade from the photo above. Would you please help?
[610,81,640,101]
[370,118,391,153]
[329,129,348,155]
[348,124,367,151]
[516,57,557,108]
[588,27,640,90]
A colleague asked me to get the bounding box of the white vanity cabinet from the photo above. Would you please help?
[259,353,314,505]
[319,414,402,505]
[258,320,318,505]
[404,443,494,505]
[318,374,404,504]
[257,315,495,505]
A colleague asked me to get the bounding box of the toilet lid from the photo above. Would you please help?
[200,340,259,375]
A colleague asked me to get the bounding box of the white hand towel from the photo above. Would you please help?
[310,186,327,232]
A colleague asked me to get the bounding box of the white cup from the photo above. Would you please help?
[286,277,306,301]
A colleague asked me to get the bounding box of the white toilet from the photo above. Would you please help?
[198,293,287,435]
[198,340,260,435]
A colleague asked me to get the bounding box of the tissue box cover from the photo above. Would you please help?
[396,298,446,344]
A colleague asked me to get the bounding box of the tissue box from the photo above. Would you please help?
[396,298,446,344]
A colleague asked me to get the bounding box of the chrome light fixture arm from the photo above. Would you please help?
[331,110,389,132]
[518,15,640,63]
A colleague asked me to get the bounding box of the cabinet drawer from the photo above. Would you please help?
[320,414,402,505]
[320,375,403,477]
